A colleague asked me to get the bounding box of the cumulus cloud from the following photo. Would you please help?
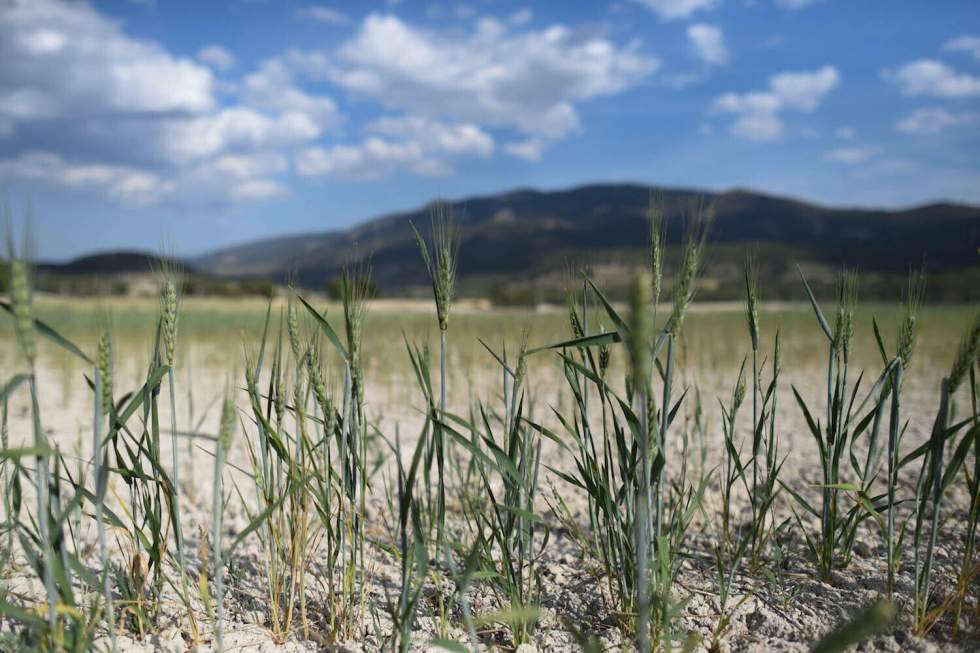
[0,151,170,205]
[895,107,977,134]
[824,146,879,164]
[297,116,493,178]
[326,13,657,157]
[0,0,342,206]
[0,2,658,202]
[242,59,339,131]
[884,59,980,98]
[297,140,432,179]
[944,35,980,61]
[296,5,350,25]
[0,0,215,125]
[687,24,727,65]
[197,45,236,72]
[632,0,719,20]
[711,66,839,140]
[509,8,533,26]
[769,66,840,109]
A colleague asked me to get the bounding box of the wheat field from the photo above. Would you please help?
[0,247,978,653]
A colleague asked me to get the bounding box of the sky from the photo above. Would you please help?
[1,0,979,260]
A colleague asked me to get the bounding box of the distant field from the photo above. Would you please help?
[1,289,977,652]
[13,294,975,375]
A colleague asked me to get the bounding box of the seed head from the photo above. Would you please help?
[342,262,371,407]
[161,278,178,367]
[307,342,330,412]
[293,355,308,421]
[10,258,36,364]
[669,215,707,337]
[832,270,858,358]
[274,359,286,429]
[245,359,257,394]
[598,328,611,379]
[648,194,666,309]
[514,330,530,392]
[287,296,301,361]
[735,384,747,417]
[97,331,114,414]
[896,269,926,371]
[413,202,459,333]
[744,252,760,351]
[567,295,584,339]
[218,396,236,451]
[948,312,980,394]
[628,271,653,392]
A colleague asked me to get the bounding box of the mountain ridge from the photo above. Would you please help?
[29,183,980,302]
[190,182,980,301]
[194,183,980,268]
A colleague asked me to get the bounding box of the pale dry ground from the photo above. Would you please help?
[0,297,977,652]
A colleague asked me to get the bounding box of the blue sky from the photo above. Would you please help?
[1,0,979,260]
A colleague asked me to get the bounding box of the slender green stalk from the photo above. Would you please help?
[412,203,459,551]
[212,395,236,652]
[913,314,980,632]
[629,272,653,653]
[160,274,198,641]
[745,253,760,521]
[9,252,56,627]
[885,361,902,598]
[94,333,117,652]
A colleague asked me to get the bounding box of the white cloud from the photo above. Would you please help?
[327,13,657,156]
[298,140,438,178]
[775,0,821,9]
[895,107,977,134]
[632,0,720,20]
[687,24,727,65]
[0,2,659,201]
[368,116,494,157]
[197,45,236,72]
[228,178,289,201]
[835,126,856,140]
[884,59,980,98]
[297,117,494,178]
[711,66,839,141]
[0,0,215,126]
[824,146,879,164]
[509,8,533,26]
[944,35,980,61]
[504,138,549,162]
[159,108,323,163]
[211,153,289,179]
[242,59,339,131]
[769,66,839,110]
[296,5,350,25]
[0,151,170,206]
[0,0,337,207]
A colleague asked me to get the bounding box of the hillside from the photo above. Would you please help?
[194,184,980,302]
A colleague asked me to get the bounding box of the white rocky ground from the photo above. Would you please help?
[0,333,976,652]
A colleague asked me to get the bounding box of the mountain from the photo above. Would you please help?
[38,251,190,276]
[194,183,980,302]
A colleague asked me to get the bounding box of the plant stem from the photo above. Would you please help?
[212,437,226,652]
[885,361,902,598]
[29,370,56,627]
[94,366,117,652]
[168,368,195,637]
